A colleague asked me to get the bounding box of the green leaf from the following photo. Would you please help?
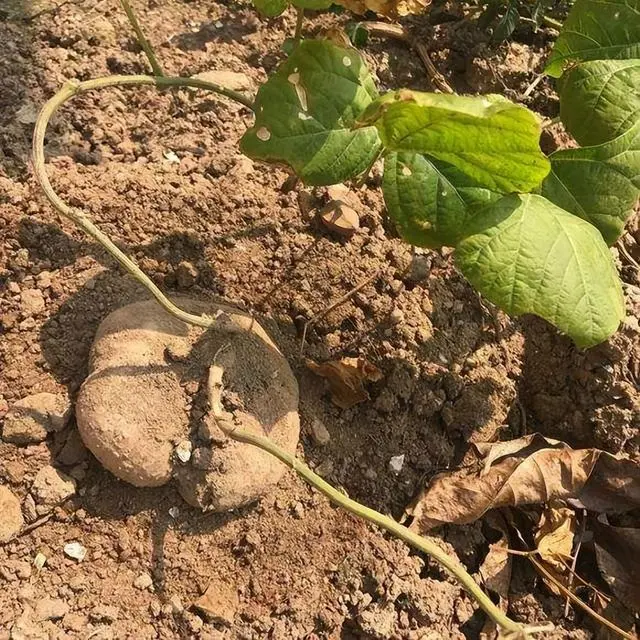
[455,194,625,348]
[492,3,519,42]
[359,91,550,193]
[541,122,640,245]
[252,0,289,16]
[382,152,500,248]
[558,59,640,146]
[241,40,382,186]
[546,0,640,77]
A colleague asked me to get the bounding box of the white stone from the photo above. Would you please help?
[389,454,405,475]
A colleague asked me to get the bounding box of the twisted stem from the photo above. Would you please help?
[208,365,537,637]
[32,74,253,329]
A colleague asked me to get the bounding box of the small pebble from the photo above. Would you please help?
[133,572,153,590]
[175,441,192,463]
[175,261,198,289]
[33,553,47,570]
[31,465,76,507]
[319,200,359,237]
[35,597,69,621]
[389,308,404,325]
[389,454,405,475]
[89,604,120,623]
[20,289,45,316]
[0,485,23,542]
[169,594,184,614]
[163,150,180,163]
[309,418,330,446]
[64,542,87,562]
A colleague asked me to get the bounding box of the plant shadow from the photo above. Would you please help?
[169,10,259,52]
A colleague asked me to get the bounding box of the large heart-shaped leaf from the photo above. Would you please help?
[546,0,640,77]
[455,194,624,348]
[241,40,381,186]
[558,59,640,146]
[382,152,500,248]
[359,91,550,193]
[542,122,640,245]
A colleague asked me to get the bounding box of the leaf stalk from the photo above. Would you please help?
[119,0,165,77]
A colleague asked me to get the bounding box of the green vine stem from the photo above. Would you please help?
[119,0,165,76]
[208,366,547,638]
[32,74,253,329]
[32,75,549,638]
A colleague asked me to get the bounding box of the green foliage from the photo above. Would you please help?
[545,0,640,77]
[240,36,633,347]
[542,0,640,246]
[456,195,625,348]
[240,40,381,185]
[360,91,550,192]
[252,0,290,16]
[477,0,556,42]
[542,123,640,245]
[558,60,640,146]
[491,2,519,41]
[383,152,499,248]
[252,0,332,16]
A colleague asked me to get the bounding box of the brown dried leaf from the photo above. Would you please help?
[335,0,430,18]
[480,513,512,603]
[593,518,640,611]
[535,505,576,572]
[306,357,383,409]
[478,513,512,639]
[407,434,640,533]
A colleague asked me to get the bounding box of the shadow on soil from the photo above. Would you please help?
[0,1,38,178]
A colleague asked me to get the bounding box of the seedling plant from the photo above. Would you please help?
[31,0,639,635]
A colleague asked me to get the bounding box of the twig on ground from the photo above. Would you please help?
[11,514,53,541]
[529,555,635,640]
[521,73,544,100]
[354,21,453,93]
[617,239,640,271]
[564,510,587,617]
[299,270,382,356]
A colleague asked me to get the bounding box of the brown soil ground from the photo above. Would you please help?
[1,0,639,638]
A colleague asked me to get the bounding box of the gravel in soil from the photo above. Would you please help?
[0,0,638,638]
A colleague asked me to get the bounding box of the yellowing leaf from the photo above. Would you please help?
[535,505,576,573]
